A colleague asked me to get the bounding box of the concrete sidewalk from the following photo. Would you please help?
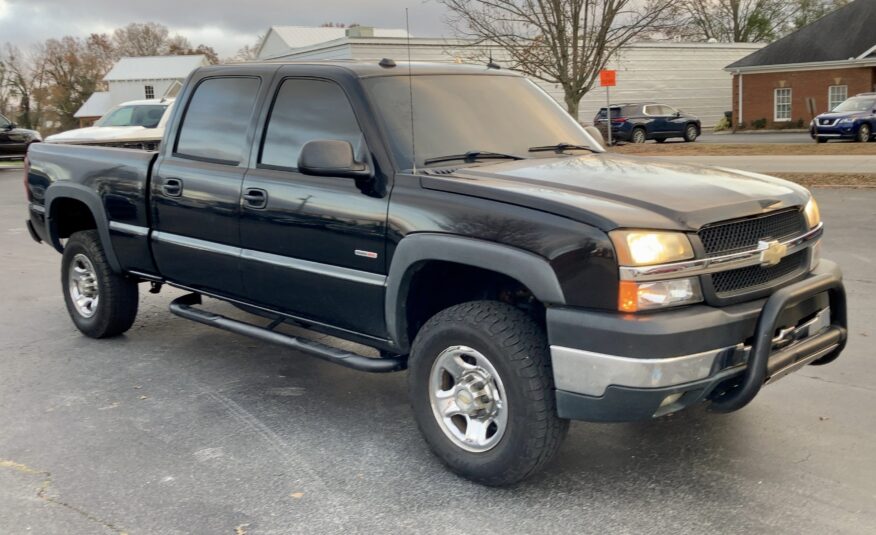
[649,155,876,173]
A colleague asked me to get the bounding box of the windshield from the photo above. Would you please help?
[96,104,168,128]
[363,74,598,170]
[832,97,876,113]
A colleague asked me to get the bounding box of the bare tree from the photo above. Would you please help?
[227,36,265,63]
[166,35,220,64]
[112,22,170,57]
[793,0,848,29]
[1,44,47,129]
[440,0,676,118]
[671,0,842,42]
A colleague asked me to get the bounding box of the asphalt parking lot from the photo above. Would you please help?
[1,169,875,534]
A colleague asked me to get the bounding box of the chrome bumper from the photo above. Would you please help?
[551,307,832,398]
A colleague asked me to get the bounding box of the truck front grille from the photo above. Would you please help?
[711,250,808,296]
[698,209,806,257]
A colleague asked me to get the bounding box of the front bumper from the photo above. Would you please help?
[814,124,857,139]
[549,260,846,422]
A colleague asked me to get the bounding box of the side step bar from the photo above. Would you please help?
[170,293,407,373]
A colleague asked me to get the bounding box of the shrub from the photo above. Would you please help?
[713,115,730,132]
[752,118,767,130]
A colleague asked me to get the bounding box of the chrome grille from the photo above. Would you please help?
[698,209,807,257]
[712,250,808,296]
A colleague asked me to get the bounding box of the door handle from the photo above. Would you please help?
[243,188,268,209]
[162,178,183,197]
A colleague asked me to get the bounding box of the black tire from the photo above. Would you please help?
[408,301,568,486]
[816,137,828,144]
[61,230,138,338]
[631,127,647,144]
[857,124,871,143]
[683,123,699,142]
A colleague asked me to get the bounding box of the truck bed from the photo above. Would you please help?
[26,142,159,274]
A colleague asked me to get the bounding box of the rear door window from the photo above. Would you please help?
[175,77,260,164]
[260,78,364,170]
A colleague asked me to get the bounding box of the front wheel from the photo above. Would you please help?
[62,230,139,338]
[684,124,699,142]
[857,124,871,143]
[408,301,568,486]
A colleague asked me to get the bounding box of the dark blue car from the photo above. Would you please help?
[593,103,701,144]
[811,93,876,143]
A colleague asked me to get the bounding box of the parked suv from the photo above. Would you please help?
[0,114,41,159]
[811,93,876,143]
[594,103,701,144]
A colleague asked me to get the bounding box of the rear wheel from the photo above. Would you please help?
[631,127,647,144]
[61,230,139,338]
[683,124,699,142]
[857,124,871,143]
[408,301,568,486]
[816,137,828,144]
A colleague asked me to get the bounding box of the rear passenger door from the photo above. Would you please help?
[150,71,269,298]
[239,71,391,337]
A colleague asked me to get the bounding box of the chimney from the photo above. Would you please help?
[345,26,375,38]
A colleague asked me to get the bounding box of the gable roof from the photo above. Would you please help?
[74,91,112,118]
[104,55,209,81]
[727,0,876,70]
[258,26,410,57]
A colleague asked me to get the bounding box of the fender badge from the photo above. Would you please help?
[758,240,787,267]
[355,250,378,259]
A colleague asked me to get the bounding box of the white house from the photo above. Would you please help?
[256,26,410,60]
[74,55,210,125]
[258,29,762,128]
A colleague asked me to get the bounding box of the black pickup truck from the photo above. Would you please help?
[24,61,847,486]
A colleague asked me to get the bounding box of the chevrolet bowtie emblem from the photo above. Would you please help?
[758,239,788,267]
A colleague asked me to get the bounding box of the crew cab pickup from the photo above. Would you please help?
[24,61,847,486]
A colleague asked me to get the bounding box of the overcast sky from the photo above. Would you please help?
[0,0,451,57]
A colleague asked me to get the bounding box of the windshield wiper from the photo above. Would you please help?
[423,151,524,166]
[528,143,596,154]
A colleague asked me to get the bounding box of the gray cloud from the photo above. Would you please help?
[0,0,450,57]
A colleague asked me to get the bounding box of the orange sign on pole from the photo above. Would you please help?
[599,69,616,87]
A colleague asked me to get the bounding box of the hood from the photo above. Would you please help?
[45,126,163,143]
[420,153,810,231]
[816,111,862,120]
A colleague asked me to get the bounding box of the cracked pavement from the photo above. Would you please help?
[1,170,875,533]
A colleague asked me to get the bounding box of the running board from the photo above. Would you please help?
[169,293,406,373]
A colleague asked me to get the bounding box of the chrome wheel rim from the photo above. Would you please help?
[633,130,645,143]
[429,345,508,453]
[860,126,870,142]
[68,253,99,318]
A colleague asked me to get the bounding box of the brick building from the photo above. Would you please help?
[725,0,876,129]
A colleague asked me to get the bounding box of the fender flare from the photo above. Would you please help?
[385,233,566,352]
[44,182,122,273]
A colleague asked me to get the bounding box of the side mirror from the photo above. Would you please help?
[298,140,372,178]
[3,122,14,130]
[674,112,682,118]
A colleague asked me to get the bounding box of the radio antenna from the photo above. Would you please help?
[405,8,417,174]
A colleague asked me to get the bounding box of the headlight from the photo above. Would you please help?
[839,117,855,124]
[618,277,703,313]
[610,230,694,267]
[804,197,821,229]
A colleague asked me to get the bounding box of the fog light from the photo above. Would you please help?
[659,392,684,409]
[618,277,703,312]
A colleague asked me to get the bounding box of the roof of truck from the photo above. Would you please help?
[205,60,522,78]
